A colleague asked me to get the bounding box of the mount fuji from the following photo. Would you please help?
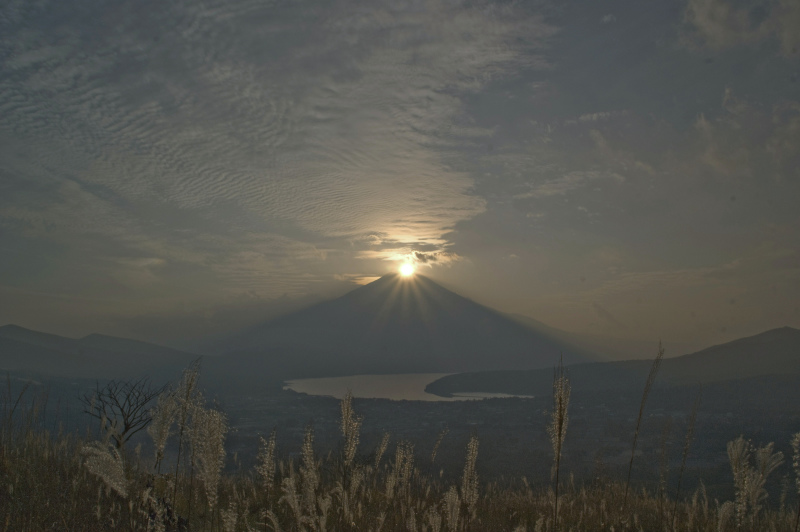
[206,273,595,383]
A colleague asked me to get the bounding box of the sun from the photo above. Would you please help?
[399,263,415,277]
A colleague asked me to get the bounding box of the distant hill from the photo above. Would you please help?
[0,336,95,376]
[0,324,197,380]
[205,273,597,383]
[425,326,800,397]
[76,333,192,359]
[0,324,77,352]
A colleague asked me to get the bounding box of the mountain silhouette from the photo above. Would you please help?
[0,324,197,380]
[207,273,595,382]
[425,326,800,397]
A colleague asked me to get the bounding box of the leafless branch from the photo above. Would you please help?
[80,376,167,449]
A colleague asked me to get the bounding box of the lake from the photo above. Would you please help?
[283,373,533,401]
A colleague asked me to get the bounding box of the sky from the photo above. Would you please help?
[1,0,799,349]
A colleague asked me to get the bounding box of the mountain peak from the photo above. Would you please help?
[0,323,33,333]
[208,276,592,380]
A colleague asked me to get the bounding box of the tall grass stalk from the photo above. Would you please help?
[339,389,362,469]
[375,431,390,469]
[792,432,800,532]
[623,341,664,508]
[547,355,570,531]
[300,424,319,516]
[172,359,201,504]
[3,375,31,439]
[256,428,278,530]
[147,387,178,474]
[461,434,479,526]
[673,387,701,530]
[81,439,128,498]
[728,435,752,528]
[191,405,228,520]
[656,415,672,529]
[431,427,449,465]
[443,485,460,531]
[750,442,784,528]
[727,435,785,529]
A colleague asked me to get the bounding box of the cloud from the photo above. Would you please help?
[333,273,381,285]
[3,0,798,348]
[0,0,554,302]
[353,246,461,266]
[514,171,625,199]
[691,89,800,182]
[412,251,460,265]
[106,257,167,287]
[683,0,800,56]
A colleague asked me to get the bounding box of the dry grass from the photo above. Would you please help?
[624,341,664,508]
[1,372,799,531]
[547,355,570,531]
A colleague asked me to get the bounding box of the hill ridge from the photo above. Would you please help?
[424,326,800,397]
[0,324,197,380]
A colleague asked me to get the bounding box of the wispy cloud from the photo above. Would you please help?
[514,170,625,199]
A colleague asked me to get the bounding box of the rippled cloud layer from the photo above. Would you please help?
[1,0,798,346]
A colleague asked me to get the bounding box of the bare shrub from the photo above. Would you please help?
[81,377,166,449]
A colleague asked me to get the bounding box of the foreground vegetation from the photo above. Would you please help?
[1,360,800,531]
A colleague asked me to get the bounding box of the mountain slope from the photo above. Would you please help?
[425,326,800,397]
[0,324,197,380]
[77,333,193,359]
[208,273,596,381]
[0,337,95,377]
[0,324,77,352]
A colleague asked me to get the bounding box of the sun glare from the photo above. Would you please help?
[399,263,415,277]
